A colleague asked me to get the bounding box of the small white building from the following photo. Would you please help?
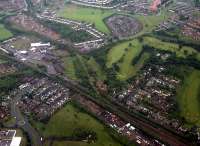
[10,137,22,146]
[31,42,50,47]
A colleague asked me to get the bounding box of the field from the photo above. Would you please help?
[117,52,150,80]
[63,57,77,80]
[106,39,144,80]
[8,36,40,50]
[57,4,114,34]
[177,70,200,126]
[87,57,106,81]
[39,104,122,146]
[135,10,170,34]
[49,141,91,146]
[0,58,7,64]
[106,40,140,68]
[116,40,143,80]
[143,37,200,60]
[0,24,13,41]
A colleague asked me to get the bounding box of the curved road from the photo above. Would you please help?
[10,93,43,146]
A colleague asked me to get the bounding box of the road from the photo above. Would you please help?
[10,92,43,146]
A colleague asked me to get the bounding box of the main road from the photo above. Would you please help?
[10,92,43,146]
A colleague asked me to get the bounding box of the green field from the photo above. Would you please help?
[51,141,90,146]
[57,4,114,34]
[116,40,143,80]
[143,37,200,60]
[117,52,150,81]
[106,39,144,80]
[135,10,170,34]
[0,24,13,41]
[87,57,106,81]
[0,59,7,64]
[40,104,122,146]
[63,57,77,80]
[177,70,200,126]
[106,40,141,68]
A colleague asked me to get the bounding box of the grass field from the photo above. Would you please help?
[106,39,142,68]
[51,141,90,146]
[39,104,122,146]
[0,24,13,41]
[57,4,114,34]
[117,52,150,81]
[116,40,143,80]
[143,37,200,60]
[135,10,170,34]
[63,57,77,80]
[0,59,7,64]
[177,70,200,126]
[87,57,106,81]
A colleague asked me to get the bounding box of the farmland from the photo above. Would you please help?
[38,104,122,146]
[177,70,200,127]
[57,4,114,34]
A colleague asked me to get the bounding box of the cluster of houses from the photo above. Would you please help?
[70,0,120,9]
[114,60,191,133]
[119,0,152,15]
[106,15,143,39]
[0,130,21,146]
[0,63,17,77]
[119,0,172,15]
[38,11,106,52]
[0,96,10,121]
[155,1,199,32]
[75,95,165,146]
[73,0,113,5]
[100,111,165,146]
[9,77,71,120]
[0,36,65,75]
[0,0,27,12]
[113,53,200,140]
[182,17,200,41]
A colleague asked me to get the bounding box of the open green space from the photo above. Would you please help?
[116,40,143,80]
[177,70,200,126]
[143,37,200,60]
[132,9,171,36]
[117,52,150,81]
[57,4,114,34]
[63,57,77,80]
[87,57,106,81]
[106,40,141,68]
[0,59,7,64]
[50,141,89,146]
[0,76,17,90]
[0,24,13,41]
[38,104,122,146]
